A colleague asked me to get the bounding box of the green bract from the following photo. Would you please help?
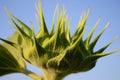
[0,42,25,76]
[0,1,119,80]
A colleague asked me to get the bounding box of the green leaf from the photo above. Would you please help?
[72,8,89,43]
[69,24,85,51]
[49,4,59,36]
[12,15,32,37]
[0,38,17,48]
[94,37,117,54]
[0,44,25,76]
[42,11,62,48]
[0,38,25,66]
[36,1,49,38]
[4,31,21,45]
[79,40,90,57]
[6,8,34,46]
[84,18,100,49]
[5,9,32,37]
[78,49,120,72]
[89,22,110,51]
[65,17,71,43]
[33,34,46,57]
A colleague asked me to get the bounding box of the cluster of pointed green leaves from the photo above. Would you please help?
[0,2,119,78]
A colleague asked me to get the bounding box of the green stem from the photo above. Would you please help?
[42,69,65,80]
[22,68,66,80]
[23,69,43,80]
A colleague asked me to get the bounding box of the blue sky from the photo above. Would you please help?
[0,0,120,80]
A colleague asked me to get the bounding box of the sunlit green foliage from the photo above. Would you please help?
[0,1,119,80]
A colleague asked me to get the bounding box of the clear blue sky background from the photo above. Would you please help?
[0,0,120,80]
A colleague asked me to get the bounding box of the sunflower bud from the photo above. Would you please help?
[0,1,119,80]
